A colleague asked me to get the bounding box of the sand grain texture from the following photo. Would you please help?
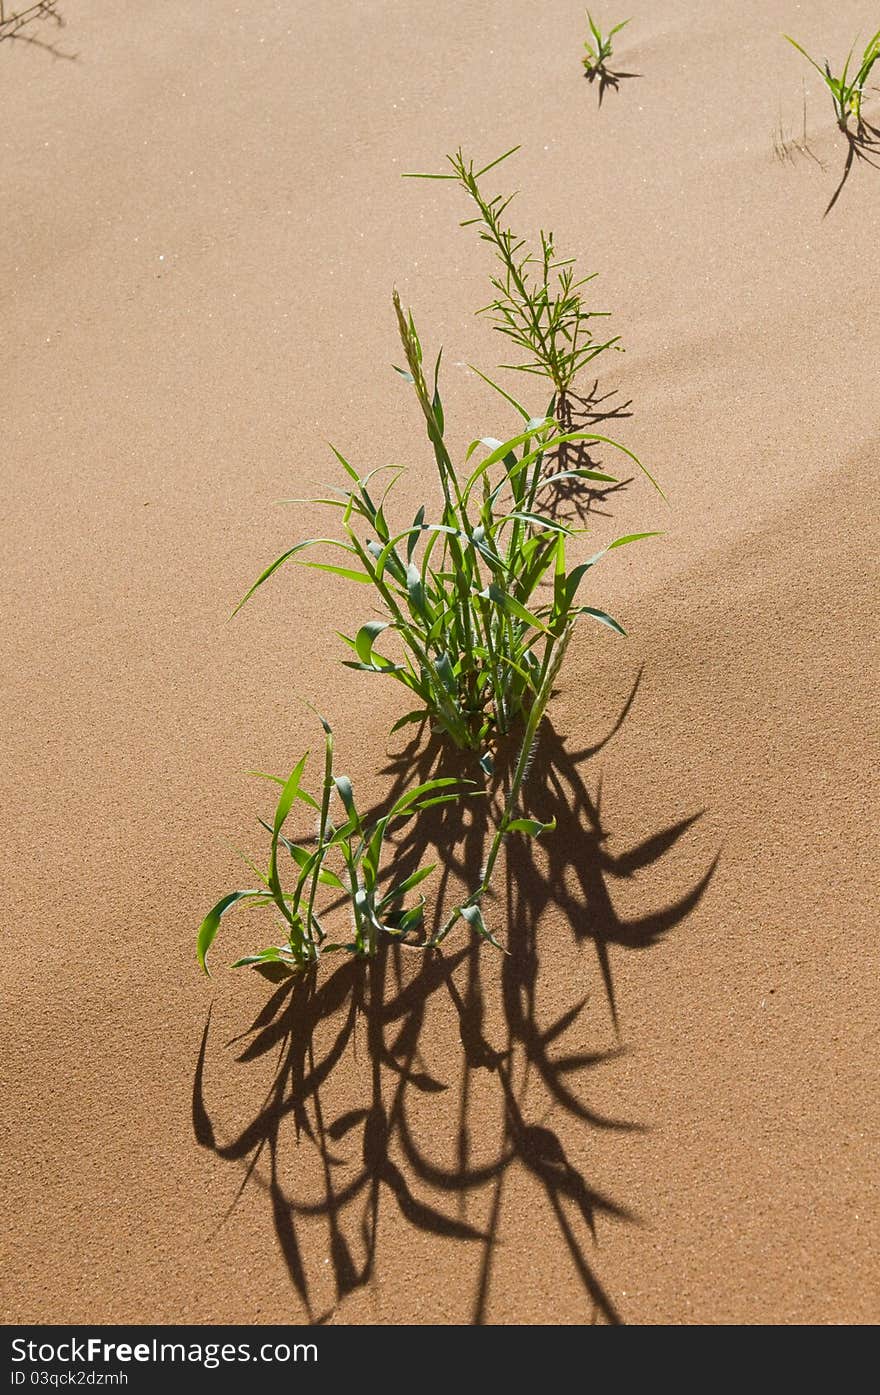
[1,0,878,1325]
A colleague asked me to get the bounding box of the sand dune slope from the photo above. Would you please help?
[1,0,877,1324]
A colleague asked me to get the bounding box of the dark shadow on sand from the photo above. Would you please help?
[193,672,717,1324]
[0,2,75,60]
[824,111,880,215]
[584,64,641,107]
[539,383,636,524]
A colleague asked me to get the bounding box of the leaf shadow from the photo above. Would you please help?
[0,2,76,60]
[537,383,635,525]
[824,115,880,215]
[192,670,718,1325]
[583,64,641,107]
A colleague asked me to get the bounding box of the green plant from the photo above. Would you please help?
[431,621,570,947]
[404,147,618,410]
[582,11,630,76]
[235,293,659,767]
[197,717,472,975]
[784,29,880,131]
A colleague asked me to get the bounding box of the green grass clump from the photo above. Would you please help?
[236,291,659,768]
[784,28,880,132]
[197,716,472,975]
[582,12,630,77]
[432,627,567,948]
[405,147,619,410]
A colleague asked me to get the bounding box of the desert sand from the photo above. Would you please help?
[1,0,878,1325]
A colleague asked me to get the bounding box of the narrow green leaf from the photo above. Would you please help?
[379,862,437,907]
[231,946,290,969]
[482,584,549,634]
[233,538,368,615]
[607,530,663,549]
[390,709,427,733]
[475,144,522,178]
[354,620,391,664]
[327,444,360,482]
[466,422,552,469]
[506,816,557,838]
[543,468,619,485]
[575,605,627,636]
[394,900,427,934]
[197,890,263,976]
[504,511,574,536]
[333,774,358,825]
[249,772,321,811]
[274,753,309,837]
[297,560,374,583]
[432,348,445,434]
[388,776,464,819]
[460,902,504,950]
[435,651,458,695]
[468,365,531,421]
[406,561,431,620]
[783,34,827,79]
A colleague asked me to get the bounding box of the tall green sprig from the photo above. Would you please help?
[404,147,619,410]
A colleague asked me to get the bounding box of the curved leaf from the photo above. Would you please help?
[197,890,264,976]
[233,539,363,616]
[461,902,505,951]
[574,605,626,636]
[505,816,557,838]
[355,620,391,664]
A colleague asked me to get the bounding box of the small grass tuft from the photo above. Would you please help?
[196,716,473,975]
[582,11,630,78]
[784,28,880,133]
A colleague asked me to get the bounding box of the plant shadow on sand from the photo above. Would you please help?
[824,111,880,215]
[0,2,75,60]
[538,381,636,525]
[193,671,718,1325]
[583,64,640,107]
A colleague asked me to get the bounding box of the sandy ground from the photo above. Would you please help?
[2,0,878,1325]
